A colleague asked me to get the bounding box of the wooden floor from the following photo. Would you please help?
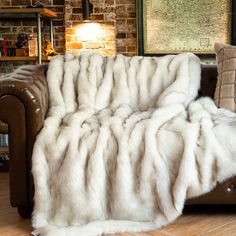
[1,172,236,236]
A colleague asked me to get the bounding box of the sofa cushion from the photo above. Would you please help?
[214,43,236,112]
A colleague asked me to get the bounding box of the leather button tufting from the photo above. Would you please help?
[226,184,235,192]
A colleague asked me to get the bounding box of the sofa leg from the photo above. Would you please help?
[17,206,32,219]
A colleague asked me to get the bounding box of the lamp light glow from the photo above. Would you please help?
[75,23,102,41]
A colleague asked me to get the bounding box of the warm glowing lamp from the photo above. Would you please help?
[76,23,102,41]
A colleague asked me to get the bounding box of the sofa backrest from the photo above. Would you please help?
[200,64,217,99]
[42,62,217,104]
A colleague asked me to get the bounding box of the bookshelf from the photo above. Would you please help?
[0,56,52,61]
[0,8,57,18]
[0,8,57,171]
[0,147,8,154]
[0,7,57,64]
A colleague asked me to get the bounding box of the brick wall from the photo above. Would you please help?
[0,0,65,53]
[0,0,138,74]
[65,0,137,56]
[115,0,136,56]
[0,0,65,75]
[0,0,137,57]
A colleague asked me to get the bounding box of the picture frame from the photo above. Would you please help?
[137,0,236,57]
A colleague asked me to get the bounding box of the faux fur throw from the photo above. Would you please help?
[32,52,236,236]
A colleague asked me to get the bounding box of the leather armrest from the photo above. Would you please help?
[0,64,49,206]
[0,64,49,134]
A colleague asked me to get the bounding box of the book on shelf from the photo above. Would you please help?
[0,133,8,146]
[0,134,9,172]
[0,152,9,171]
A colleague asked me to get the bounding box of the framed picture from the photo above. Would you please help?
[137,0,236,57]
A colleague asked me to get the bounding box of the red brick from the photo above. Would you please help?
[53,20,64,26]
[22,19,37,26]
[116,11,136,18]
[54,26,65,33]
[11,0,31,6]
[12,26,33,33]
[65,35,72,42]
[95,49,115,56]
[0,0,11,6]
[71,0,82,7]
[104,41,115,49]
[116,0,135,4]
[105,0,114,4]
[0,20,22,26]
[127,19,136,25]
[0,27,12,33]
[65,7,72,14]
[117,46,126,52]
[123,52,136,56]
[127,46,136,52]
[66,43,83,49]
[69,14,82,21]
[65,21,72,28]
[126,32,137,38]
[116,23,136,33]
[100,22,115,28]
[116,5,126,12]
[94,7,103,13]
[96,34,115,41]
[2,33,17,40]
[116,33,126,38]
[55,12,64,19]
[116,38,136,46]
[53,33,65,41]
[72,21,84,27]
[72,8,82,13]
[53,0,64,5]
[101,21,115,26]
[83,42,105,49]
[66,28,76,35]
[105,13,116,21]
[127,5,136,12]
[116,19,126,25]
[103,6,115,13]
[32,0,51,5]
[91,14,104,21]
[47,6,64,13]
[54,41,65,47]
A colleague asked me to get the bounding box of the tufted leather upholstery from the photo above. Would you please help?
[0,64,48,133]
[0,63,236,217]
[0,64,48,208]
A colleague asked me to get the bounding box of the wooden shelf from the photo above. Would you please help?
[0,8,57,18]
[0,147,8,154]
[0,7,56,64]
[0,56,52,61]
[0,121,8,134]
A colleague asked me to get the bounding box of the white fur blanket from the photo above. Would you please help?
[32,52,236,236]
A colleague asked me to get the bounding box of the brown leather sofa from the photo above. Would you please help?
[0,64,236,219]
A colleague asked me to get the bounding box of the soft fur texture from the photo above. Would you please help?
[32,52,236,236]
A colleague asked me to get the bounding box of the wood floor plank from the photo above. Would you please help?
[1,172,236,236]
